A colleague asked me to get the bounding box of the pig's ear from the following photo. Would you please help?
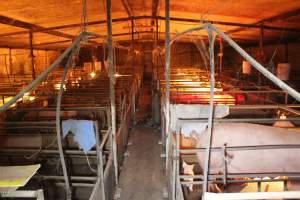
[182,161,187,167]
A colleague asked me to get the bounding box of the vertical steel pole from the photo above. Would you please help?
[165,0,171,169]
[29,31,36,80]
[94,121,105,200]
[156,18,159,80]
[131,19,135,60]
[106,0,119,184]
[258,25,264,84]
[9,48,12,77]
[203,28,215,194]
[91,47,96,72]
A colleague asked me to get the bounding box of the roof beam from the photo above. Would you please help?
[3,29,290,50]
[0,44,61,51]
[112,31,255,43]
[0,15,300,38]
[161,16,300,32]
[0,39,101,50]
[0,15,104,48]
[259,8,300,24]
[0,15,75,39]
[227,8,300,34]
[240,35,300,48]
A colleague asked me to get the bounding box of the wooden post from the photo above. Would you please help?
[165,0,171,170]
[156,18,159,80]
[105,0,119,185]
[8,48,12,77]
[284,42,289,63]
[131,19,136,125]
[259,25,265,61]
[258,25,265,84]
[91,47,96,72]
[29,31,35,80]
[131,19,135,60]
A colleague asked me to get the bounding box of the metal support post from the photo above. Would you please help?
[105,0,119,184]
[203,28,216,194]
[29,31,36,80]
[165,0,171,170]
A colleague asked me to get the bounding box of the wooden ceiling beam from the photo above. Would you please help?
[0,15,103,49]
[0,15,300,38]
[259,8,300,24]
[227,8,300,34]
[0,15,75,39]
[0,43,61,51]
[161,16,300,33]
[2,29,289,50]
[112,31,255,42]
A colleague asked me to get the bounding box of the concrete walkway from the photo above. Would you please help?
[118,126,166,200]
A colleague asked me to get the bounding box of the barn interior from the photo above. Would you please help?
[1,1,300,200]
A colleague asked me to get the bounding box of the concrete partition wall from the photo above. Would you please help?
[169,104,229,134]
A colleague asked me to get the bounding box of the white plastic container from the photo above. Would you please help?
[242,61,251,74]
[277,63,291,81]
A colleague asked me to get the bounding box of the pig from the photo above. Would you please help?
[194,123,300,175]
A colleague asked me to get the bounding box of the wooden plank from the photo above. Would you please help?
[0,15,75,39]
[0,164,40,193]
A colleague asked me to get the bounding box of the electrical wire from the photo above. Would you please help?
[85,153,98,173]
[268,29,286,73]
[24,138,57,160]
[189,34,210,76]
[55,43,81,199]
[56,55,74,200]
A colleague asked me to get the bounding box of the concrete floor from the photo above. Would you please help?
[118,126,166,200]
